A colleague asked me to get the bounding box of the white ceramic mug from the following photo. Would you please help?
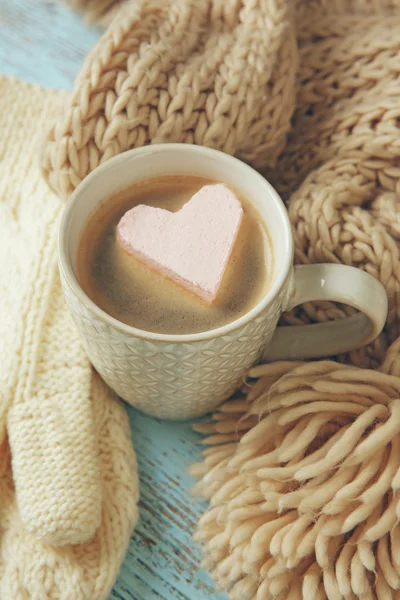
[58,144,388,420]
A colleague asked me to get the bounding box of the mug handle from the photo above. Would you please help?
[263,264,388,361]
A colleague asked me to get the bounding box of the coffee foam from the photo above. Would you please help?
[78,176,273,335]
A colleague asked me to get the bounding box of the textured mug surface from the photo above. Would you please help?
[59,144,294,419]
[61,269,289,419]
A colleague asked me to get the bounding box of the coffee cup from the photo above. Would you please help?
[58,144,388,419]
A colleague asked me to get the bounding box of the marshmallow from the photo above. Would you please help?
[117,184,243,303]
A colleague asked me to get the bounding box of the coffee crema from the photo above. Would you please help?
[77,176,273,335]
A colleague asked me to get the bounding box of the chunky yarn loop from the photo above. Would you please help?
[42,0,297,198]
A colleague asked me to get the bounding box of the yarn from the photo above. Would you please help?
[0,75,139,599]
[190,351,400,600]
[0,76,102,546]
[272,0,400,371]
[42,0,297,198]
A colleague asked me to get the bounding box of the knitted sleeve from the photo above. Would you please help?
[0,79,138,598]
[0,76,102,545]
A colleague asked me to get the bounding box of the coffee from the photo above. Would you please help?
[77,176,273,335]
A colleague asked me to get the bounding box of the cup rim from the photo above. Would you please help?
[58,144,293,343]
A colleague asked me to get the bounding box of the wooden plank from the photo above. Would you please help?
[0,0,99,89]
[119,411,225,600]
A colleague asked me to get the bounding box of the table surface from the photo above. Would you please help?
[0,2,226,599]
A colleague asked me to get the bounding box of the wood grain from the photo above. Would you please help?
[0,1,227,598]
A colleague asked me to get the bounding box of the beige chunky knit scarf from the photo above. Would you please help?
[44,0,296,196]
[38,0,400,598]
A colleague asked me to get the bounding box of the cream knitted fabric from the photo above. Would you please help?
[0,76,101,545]
[0,75,139,597]
[42,0,296,198]
[1,376,139,600]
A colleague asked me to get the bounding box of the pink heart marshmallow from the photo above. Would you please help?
[116,184,243,303]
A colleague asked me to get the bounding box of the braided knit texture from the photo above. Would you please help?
[42,0,296,198]
[0,75,139,598]
[271,0,400,371]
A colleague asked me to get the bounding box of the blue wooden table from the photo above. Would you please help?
[0,2,226,599]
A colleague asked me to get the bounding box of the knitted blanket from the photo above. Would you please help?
[43,0,400,373]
